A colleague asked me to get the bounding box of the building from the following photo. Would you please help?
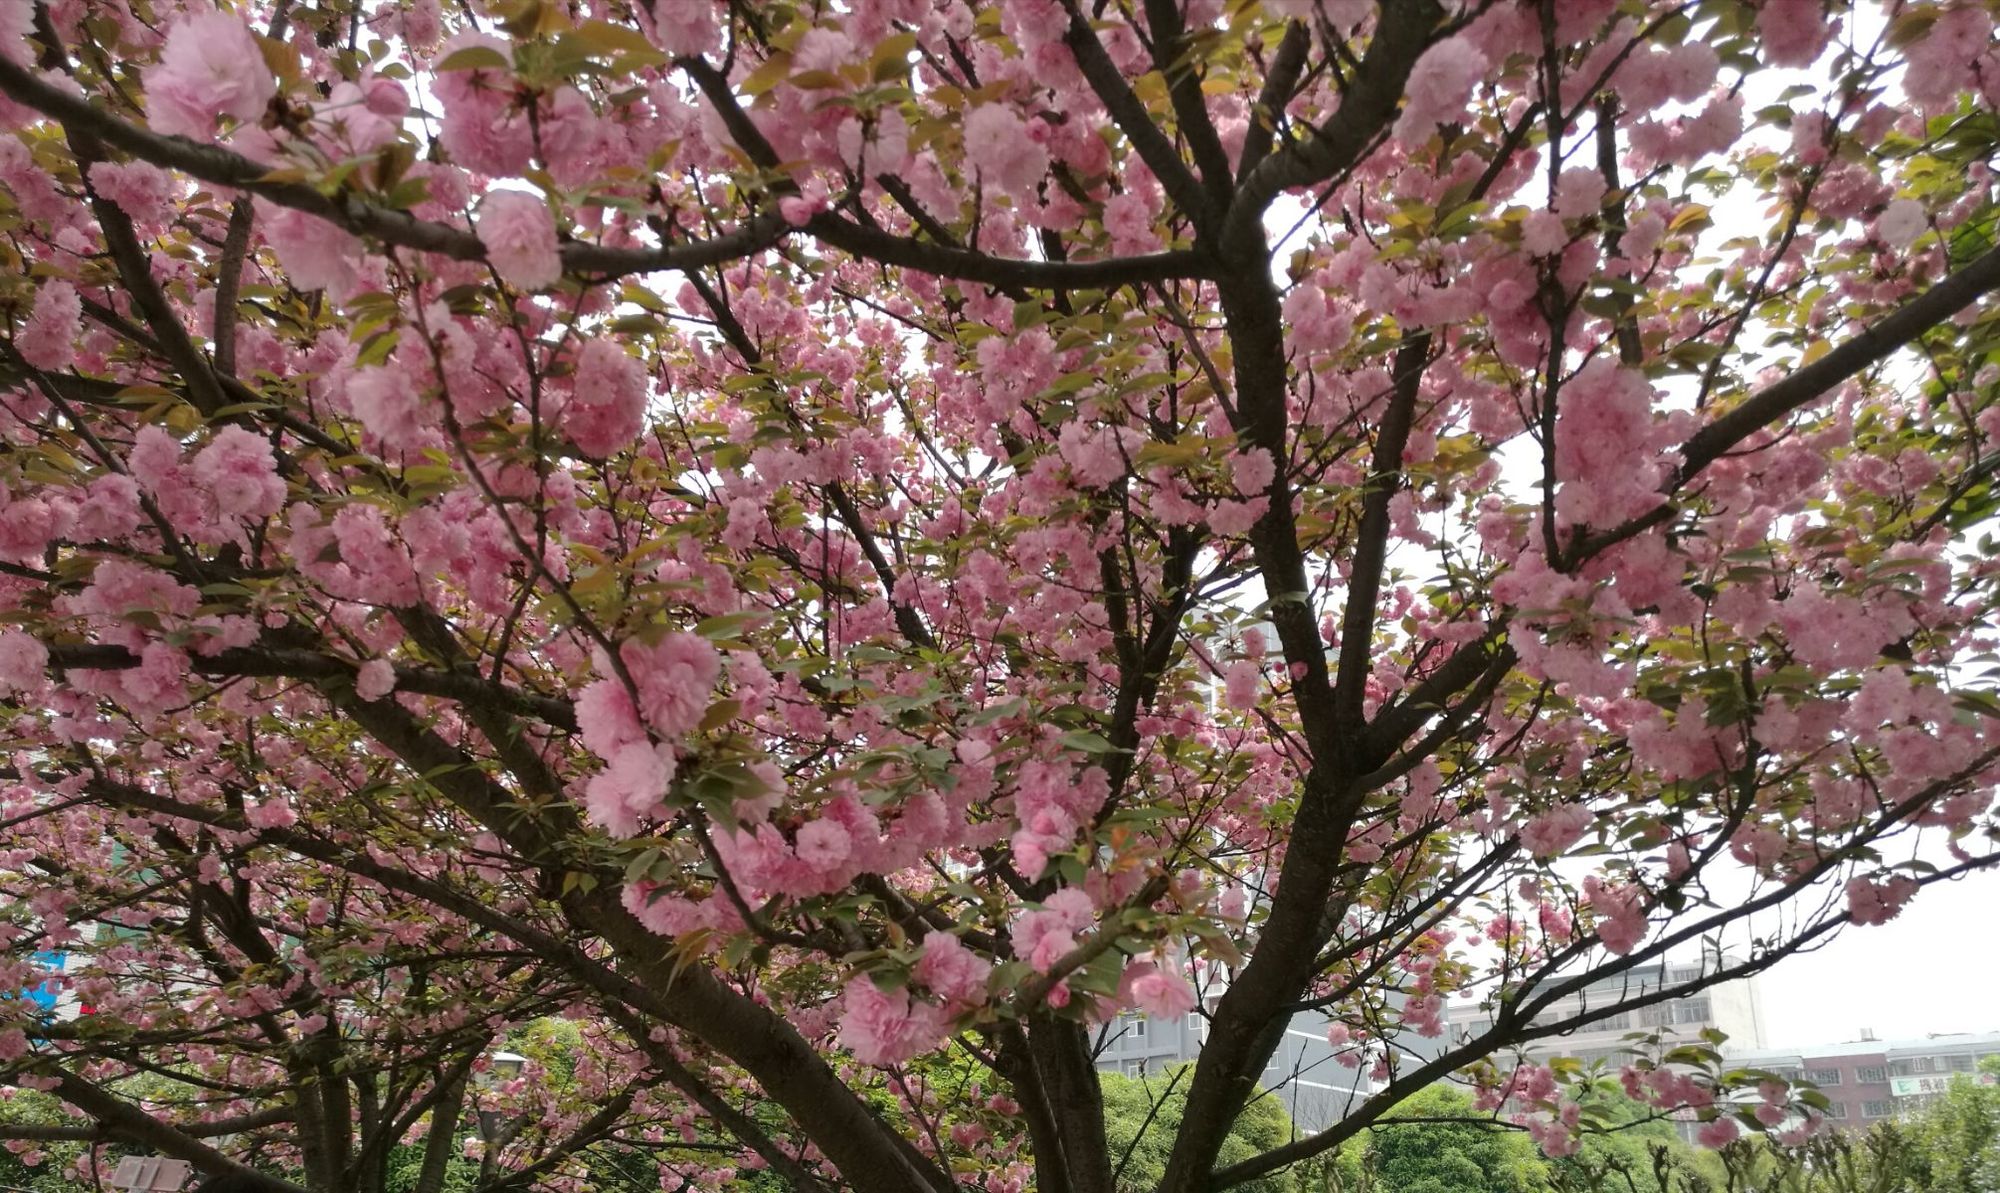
[1094,990,1448,1133]
[1448,955,1770,1071]
[1724,1031,2000,1126]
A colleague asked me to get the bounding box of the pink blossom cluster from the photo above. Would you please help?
[1007,759,1112,879]
[1552,360,1681,531]
[1519,803,1592,859]
[565,340,651,458]
[476,190,563,291]
[1117,958,1198,1020]
[145,12,274,141]
[1845,873,1920,926]
[838,932,996,1067]
[1010,887,1096,975]
[572,634,722,837]
[1582,875,1647,955]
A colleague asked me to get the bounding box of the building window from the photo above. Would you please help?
[1824,1103,1849,1119]
[1129,1016,1147,1040]
[1808,1069,1842,1086]
[1640,1006,1675,1028]
[1948,1055,1975,1072]
[1124,1061,1144,1077]
[1856,1066,1888,1084]
[1188,1010,1204,1032]
[1674,998,1712,1025]
[1599,1013,1632,1031]
[1862,1100,1895,1118]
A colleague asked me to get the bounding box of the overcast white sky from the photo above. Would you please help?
[1750,866,2000,1049]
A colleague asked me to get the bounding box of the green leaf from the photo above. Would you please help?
[436,45,512,71]
[694,610,767,640]
[1060,729,1120,754]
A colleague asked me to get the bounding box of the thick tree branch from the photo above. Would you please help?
[1058,0,1216,228]
[1224,0,1445,252]
[41,641,577,731]
[1675,240,2000,481]
[41,1069,307,1193]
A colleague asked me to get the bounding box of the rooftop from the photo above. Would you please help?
[1728,1030,2000,1064]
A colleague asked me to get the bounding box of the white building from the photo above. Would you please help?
[1449,955,1769,1070]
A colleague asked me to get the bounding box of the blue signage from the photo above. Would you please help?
[17,951,65,1015]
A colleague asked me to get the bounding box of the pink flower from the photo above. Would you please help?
[1903,6,1993,108]
[17,281,80,372]
[1552,166,1608,219]
[1521,209,1568,256]
[1875,199,1926,249]
[244,798,298,830]
[583,742,677,838]
[346,366,431,451]
[1056,421,1143,489]
[566,339,650,457]
[0,629,47,695]
[963,104,1049,201]
[1207,498,1266,537]
[1845,874,1920,926]
[355,659,396,702]
[1695,1117,1740,1149]
[262,204,363,296]
[1120,960,1198,1019]
[147,13,275,140]
[1102,191,1160,254]
[576,677,647,759]
[1222,659,1261,711]
[87,161,178,227]
[1757,0,1834,68]
[1011,887,1096,973]
[430,32,531,175]
[1583,876,1647,955]
[1263,0,1373,32]
[839,977,947,1066]
[329,503,421,605]
[476,190,562,291]
[1553,361,1672,529]
[1282,284,1354,355]
[1230,448,1276,496]
[641,0,721,56]
[915,932,993,1006]
[1395,37,1487,142]
[618,631,723,739]
[1520,804,1593,859]
[622,881,704,936]
[116,642,191,715]
[795,818,852,870]
[191,425,286,520]
[0,1,32,68]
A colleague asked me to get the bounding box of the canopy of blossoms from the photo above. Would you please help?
[0,0,1995,1190]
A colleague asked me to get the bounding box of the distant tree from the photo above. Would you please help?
[1101,1065,1298,1193]
[1547,1082,1715,1193]
[1905,1064,2000,1193]
[1333,1084,1545,1193]
[0,1087,104,1192]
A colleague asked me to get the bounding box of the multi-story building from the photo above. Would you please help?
[1448,956,1769,1070]
[1094,993,1446,1132]
[1724,1031,2000,1126]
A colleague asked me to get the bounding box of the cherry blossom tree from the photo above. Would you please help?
[0,0,1996,1191]
[0,771,720,1193]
